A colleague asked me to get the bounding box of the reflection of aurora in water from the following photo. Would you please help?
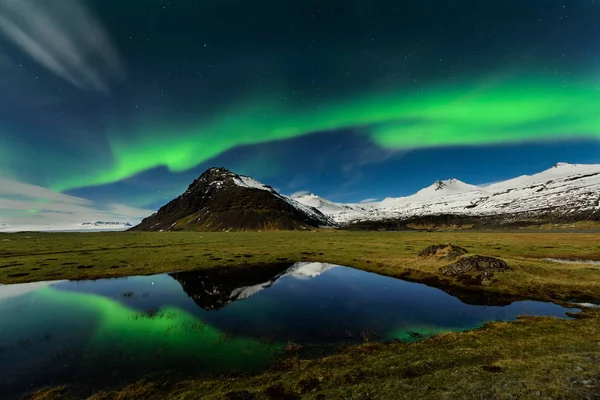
[0,286,283,399]
[0,263,578,398]
[41,287,283,369]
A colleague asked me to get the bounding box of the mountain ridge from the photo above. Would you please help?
[294,162,600,227]
[130,162,600,231]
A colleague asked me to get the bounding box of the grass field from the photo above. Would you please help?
[1,230,600,302]
[2,230,599,399]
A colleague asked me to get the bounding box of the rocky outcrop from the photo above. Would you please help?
[441,256,511,277]
[440,255,511,285]
[418,244,468,260]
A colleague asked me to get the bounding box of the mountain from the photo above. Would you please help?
[294,162,600,228]
[81,221,133,228]
[170,262,339,311]
[131,167,332,231]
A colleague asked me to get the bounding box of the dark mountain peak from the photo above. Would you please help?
[200,167,236,180]
[131,167,331,231]
[183,167,235,193]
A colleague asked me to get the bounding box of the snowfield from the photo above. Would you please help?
[292,163,600,224]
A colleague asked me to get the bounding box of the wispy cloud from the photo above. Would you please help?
[0,176,154,232]
[359,198,377,204]
[0,0,122,92]
[322,144,404,201]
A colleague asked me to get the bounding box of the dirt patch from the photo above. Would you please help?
[482,365,504,373]
[298,377,320,393]
[0,262,24,268]
[418,244,468,260]
[224,390,256,400]
[263,384,299,400]
[7,272,29,278]
[76,265,94,269]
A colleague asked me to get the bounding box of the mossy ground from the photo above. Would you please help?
[1,230,599,302]
[2,230,599,399]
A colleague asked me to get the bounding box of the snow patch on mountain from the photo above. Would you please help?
[233,175,275,192]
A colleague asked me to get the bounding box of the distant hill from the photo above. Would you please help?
[130,167,332,232]
[293,162,600,229]
[81,221,132,228]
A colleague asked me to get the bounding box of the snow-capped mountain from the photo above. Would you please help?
[293,163,600,226]
[132,167,332,232]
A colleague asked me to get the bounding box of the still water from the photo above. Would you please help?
[0,262,577,398]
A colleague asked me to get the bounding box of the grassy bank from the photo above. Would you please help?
[1,230,600,303]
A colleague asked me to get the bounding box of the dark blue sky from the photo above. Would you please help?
[0,0,599,225]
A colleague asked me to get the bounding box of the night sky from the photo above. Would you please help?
[1,0,600,228]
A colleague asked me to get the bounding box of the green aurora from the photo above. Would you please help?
[50,75,600,192]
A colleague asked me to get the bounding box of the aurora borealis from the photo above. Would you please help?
[1,0,600,227]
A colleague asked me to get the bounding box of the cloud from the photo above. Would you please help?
[359,198,377,204]
[0,0,122,92]
[0,176,154,232]
[341,144,404,174]
[289,190,310,199]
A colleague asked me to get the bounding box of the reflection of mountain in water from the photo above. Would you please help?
[170,262,338,311]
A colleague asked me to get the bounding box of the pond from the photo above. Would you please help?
[0,262,577,398]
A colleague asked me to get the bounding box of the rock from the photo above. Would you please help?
[440,255,511,277]
[418,244,468,260]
